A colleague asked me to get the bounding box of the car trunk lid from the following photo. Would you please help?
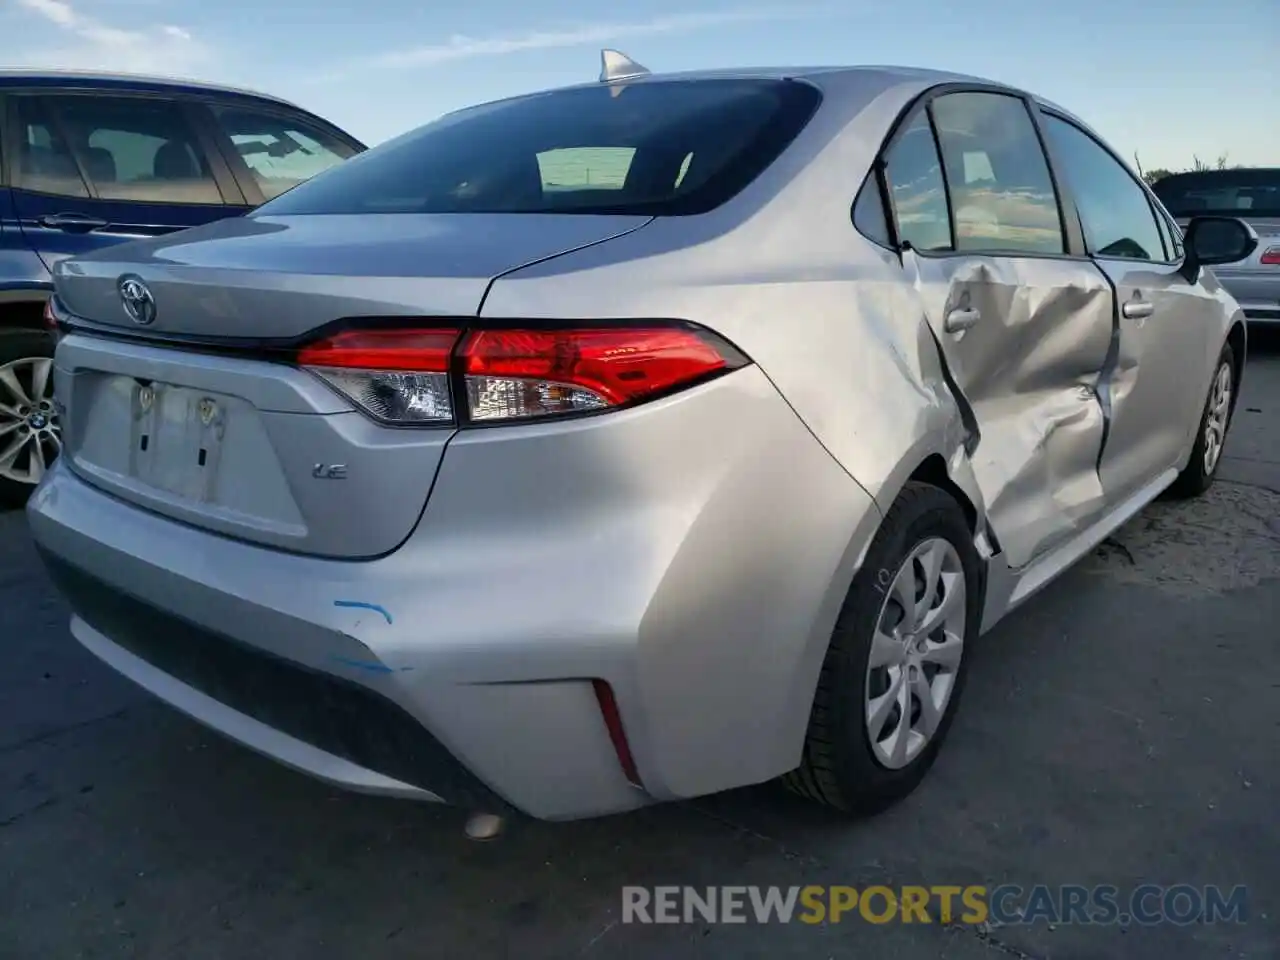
[51,213,651,558]
[53,213,650,339]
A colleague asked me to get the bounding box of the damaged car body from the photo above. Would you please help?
[28,58,1255,824]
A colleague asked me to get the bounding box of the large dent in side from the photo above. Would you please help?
[904,253,1113,569]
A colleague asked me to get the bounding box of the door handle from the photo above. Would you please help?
[38,213,109,233]
[944,307,981,333]
[1122,300,1154,320]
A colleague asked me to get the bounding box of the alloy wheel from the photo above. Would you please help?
[0,356,60,487]
[1203,361,1232,477]
[865,536,967,770]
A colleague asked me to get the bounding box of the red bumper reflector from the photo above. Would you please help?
[592,679,643,788]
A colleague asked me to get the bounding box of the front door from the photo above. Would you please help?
[883,90,1115,570]
[7,92,248,275]
[1038,113,1219,502]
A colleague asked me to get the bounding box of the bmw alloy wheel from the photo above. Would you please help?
[0,356,60,487]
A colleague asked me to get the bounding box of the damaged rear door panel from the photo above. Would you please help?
[881,88,1116,570]
[906,253,1113,569]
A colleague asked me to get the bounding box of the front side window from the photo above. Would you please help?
[39,95,223,205]
[930,92,1065,255]
[883,113,952,252]
[255,79,821,217]
[14,97,89,198]
[1042,115,1165,261]
[212,106,357,201]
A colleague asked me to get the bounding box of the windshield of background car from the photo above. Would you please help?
[1153,169,1280,218]
[253,78,822,217]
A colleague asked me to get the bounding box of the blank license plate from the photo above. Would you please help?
[127,382,228,502]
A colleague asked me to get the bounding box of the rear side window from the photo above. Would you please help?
[883,113,953,252]
[212,105,358,201]
[929,92,1065,255]
[256,79,821,217]
[13,97,89,198]
[1152,168,1280,218]
[34,95,223,205]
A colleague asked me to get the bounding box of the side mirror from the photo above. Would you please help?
[1179,216,1259,282]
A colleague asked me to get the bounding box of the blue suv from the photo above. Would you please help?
[0,70,365,504]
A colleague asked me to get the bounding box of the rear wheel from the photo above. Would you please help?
[1165,342,1235,500]
[784,482,981,815]
[0,329,60,508]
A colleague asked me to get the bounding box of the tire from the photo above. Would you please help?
[1165,342,1235,500]
[784,481,981,816]
[0,328,59,509]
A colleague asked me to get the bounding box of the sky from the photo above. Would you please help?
[5,0,1277,170]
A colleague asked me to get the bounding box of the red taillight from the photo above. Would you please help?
[459,326,732,422]
[295,327,460,371]
[297,327,461,425]
[295,323,745,426]
[1260,246,1280,265]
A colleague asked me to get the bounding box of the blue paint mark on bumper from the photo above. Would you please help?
[333,599,393,624]
[329,655,395,675]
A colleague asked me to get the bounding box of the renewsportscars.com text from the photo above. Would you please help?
[621,884,1249,926]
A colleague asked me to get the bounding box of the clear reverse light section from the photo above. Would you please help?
[309,367,453,423]
[466,376,609,421]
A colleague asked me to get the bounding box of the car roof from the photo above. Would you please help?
[0,68,302,110]
[452,63,1072,124]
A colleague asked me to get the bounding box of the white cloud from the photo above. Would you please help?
[364,8,812,71]
[13,0,210,76]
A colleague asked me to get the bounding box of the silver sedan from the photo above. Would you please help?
[27,54,1257,825]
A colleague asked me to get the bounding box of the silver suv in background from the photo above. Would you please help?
[1153,168,1280,323]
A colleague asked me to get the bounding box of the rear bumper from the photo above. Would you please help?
[1215,270,1280,322]
[28,366,881,820]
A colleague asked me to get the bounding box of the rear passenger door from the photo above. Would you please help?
[6,92,247,273]
[881,89,1115,570]
[1039,113,1219,503]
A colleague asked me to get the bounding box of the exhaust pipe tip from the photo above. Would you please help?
[464,811,506,841]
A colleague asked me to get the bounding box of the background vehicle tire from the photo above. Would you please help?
[1165,342,1235,500]
[0,329,59,509]
[784,481,981,816]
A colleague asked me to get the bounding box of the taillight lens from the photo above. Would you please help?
[1260,246,1280,265]
[296,328,460,424]
[296,323,746,426]
[459,327,732,422]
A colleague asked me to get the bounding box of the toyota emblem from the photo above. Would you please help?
[117,275,156,326]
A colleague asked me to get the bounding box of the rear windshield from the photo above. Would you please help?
[254,79,821,217]
[1153,168,1280,218]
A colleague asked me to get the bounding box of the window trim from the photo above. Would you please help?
[200,100,362,207]
[10,90,242,207]
[1038,109,1182,267]
[0,92,8,189]
[852,80,1091,263]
